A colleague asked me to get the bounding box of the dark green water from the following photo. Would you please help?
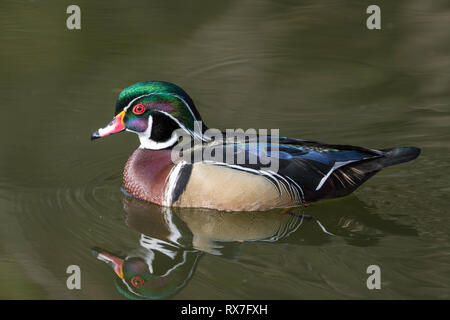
[0,0,449,299]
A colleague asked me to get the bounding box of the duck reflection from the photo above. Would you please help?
[93,246,200,300]
[94,195,417,299]
[94,195,306,299]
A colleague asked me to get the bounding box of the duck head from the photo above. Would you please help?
[91,81,206,149]
[93,246,200,300]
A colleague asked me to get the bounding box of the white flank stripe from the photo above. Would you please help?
[315,160,356,191]
[163,160,187,206]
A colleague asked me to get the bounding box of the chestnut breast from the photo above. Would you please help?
[123,148,174,205]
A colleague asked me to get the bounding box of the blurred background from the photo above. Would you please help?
[0,0,449,299]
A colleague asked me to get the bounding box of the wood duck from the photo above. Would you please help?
[94,246,200,300]
[91,81,420,211]
[93,197,304,299]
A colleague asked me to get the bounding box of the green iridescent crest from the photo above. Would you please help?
[115,81,204,133]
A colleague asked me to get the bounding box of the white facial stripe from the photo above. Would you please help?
[169,93,203,134]
[120,91,209,148]
[157,111,208,142]
[123,92,197,120]
[139,133,179,150]
[137,115,180,150]
[122,92,206,136]
[123,94,153,112]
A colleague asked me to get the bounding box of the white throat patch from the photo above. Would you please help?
[136,115,179,150]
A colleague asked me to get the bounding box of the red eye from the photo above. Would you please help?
[132,104,146,115]
[130,276,144,288]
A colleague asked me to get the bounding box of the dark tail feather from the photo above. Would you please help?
[338,146,421,182]
[323,146,421,199]
[378,146,421,168]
